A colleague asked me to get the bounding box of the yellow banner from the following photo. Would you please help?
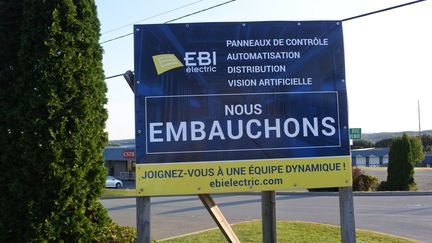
[136,156,352,196]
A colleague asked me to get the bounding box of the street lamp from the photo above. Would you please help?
[122,70,135,93]
[105,70,135,93]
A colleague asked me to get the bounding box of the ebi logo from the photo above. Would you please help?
[152,51,217,75]
[152,54,184,75]
[184,51,217,73]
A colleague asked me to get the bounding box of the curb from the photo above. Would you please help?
[277,191,432,196]
[101,191,432,199]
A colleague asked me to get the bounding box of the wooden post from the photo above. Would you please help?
[261,190,277,243]
[198,194,240,243]
[129,73,151,243]
[339,187,356,243]
[137,196,151,243]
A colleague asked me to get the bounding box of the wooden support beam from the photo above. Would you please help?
[130,74,151,243]
[198,194,240,243]
[262,191,277,243]
[339,187,356,243]
[137,196,151,243]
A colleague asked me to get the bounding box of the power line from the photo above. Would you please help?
[105,0,425,80]
[99,0,236,45]
[164,0,235,24]
[100,32,133,45]
[101,0,204,35]
[342,0,426,22]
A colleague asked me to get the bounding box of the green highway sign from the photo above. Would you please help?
[349,128,361,140]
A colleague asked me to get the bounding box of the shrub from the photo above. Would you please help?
[377,181,387,191]
[308,167,379,192]
[353,174,379,191]
[352,167,379,191]
[351,167,363,181]
[378,180,417,191]
[95,223,136,243]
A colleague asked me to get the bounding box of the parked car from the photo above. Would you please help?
[105,176,123,188]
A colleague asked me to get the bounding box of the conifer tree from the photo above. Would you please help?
[0,0,28,239]
[0,0,111,241]
[386,134,416,191]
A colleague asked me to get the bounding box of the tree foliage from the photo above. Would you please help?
[375,135,430,154]
[0,0,111,241]
[384,134,416,191]
[351,140,374,149]
[409,136,425,163]
[420,134,432,152]
[374,138,393,148]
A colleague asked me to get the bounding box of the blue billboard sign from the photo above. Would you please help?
[134,21,351,195]
[135,21,349,164]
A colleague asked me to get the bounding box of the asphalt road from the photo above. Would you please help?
[101,193,432,242]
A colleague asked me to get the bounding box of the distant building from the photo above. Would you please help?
[420,155,432,167]
[351,148,432,167]
[103,145,136,180]
[351,148,389,167]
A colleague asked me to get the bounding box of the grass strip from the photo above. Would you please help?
[158,221,417,243]
[102,188,136,197]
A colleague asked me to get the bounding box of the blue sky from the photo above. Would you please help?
[96,0,432,140]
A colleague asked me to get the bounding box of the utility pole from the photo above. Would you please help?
[418,99,421,137]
